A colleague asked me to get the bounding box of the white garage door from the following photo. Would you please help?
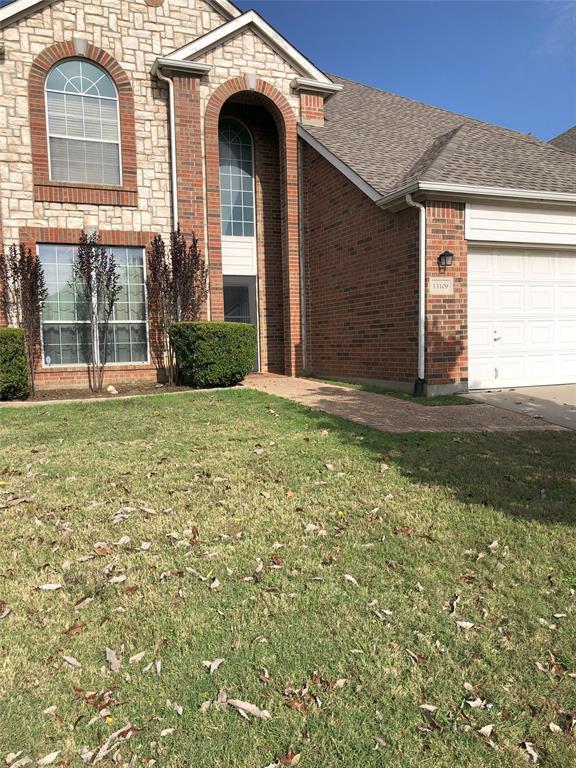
[468,247,576,389]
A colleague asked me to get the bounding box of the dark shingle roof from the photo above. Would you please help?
[306,75,576,198]
[549,126,576,154]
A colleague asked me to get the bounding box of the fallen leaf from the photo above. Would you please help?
[63,620,86,636]
[160,727,175,736]
[38,583,62,591]
[520,741,539,763]
[478,724,495,737]
[202,658,225,675]
[343,574,359,586]
[457,621,475,630]
[129,651,145,664]
[210,577,221,590]
[227,698,271,720]
[37,752,60,766]
[548,722,562,734]
[62,655,81,669]
[106,647,121,672]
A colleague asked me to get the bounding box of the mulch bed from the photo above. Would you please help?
[28,383,194,402]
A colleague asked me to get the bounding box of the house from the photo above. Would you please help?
[0,0,575,394]
[550,125,576,154]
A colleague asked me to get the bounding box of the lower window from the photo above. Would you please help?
[39,243,148,366]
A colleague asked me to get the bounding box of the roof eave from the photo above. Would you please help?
[377,181,576,209]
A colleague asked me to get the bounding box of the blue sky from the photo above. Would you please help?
[0,0,573,139]
[236,0,576,140]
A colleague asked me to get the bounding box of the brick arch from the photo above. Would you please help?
[204,77,301,375]
[28,41,138,206]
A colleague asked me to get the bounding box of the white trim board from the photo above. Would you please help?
[0,0,240,28]
[165,10,332,85]
[297,125,381,203]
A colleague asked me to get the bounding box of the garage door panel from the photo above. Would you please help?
[495,285,524,313]
[468,321,493,347]
[526,286,554,312]
[468,247,576,388]
[527,322,554,346]
[498,321,525,347]
[557,286,576,312]
[557,321,576,346]
[468,285,493,314]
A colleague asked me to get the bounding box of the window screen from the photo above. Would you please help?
[39,244,148,366]
[219,119,255,237]
[45,59,121,185]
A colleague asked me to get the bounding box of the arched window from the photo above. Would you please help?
[219,118,255,237]
[45,59,121,185]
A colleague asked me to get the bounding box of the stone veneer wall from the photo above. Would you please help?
[0,0,302,245]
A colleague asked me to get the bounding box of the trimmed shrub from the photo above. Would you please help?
[169,321,257,388]
[0,328,30,400]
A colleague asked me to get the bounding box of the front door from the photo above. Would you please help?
[223,275,259,371]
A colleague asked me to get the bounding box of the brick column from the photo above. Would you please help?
[425,201,468,390]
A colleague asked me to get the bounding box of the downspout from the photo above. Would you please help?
[297,139,307,372]
[405,193,426,396]
[156,67,178,229]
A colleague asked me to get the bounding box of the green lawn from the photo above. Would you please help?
[0,390,575,767]
[309,378,475,406]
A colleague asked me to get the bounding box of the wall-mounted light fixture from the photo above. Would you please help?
[437,250,454,270]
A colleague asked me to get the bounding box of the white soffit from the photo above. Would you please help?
[165,10,333,84]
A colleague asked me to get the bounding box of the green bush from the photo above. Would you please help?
[169,321,257,388]
[0,328,30,400]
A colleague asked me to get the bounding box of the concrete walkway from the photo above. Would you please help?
[244,375,565,433]
[469,385,576,431]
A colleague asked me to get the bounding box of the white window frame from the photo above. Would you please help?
[38,244,150,368]
[45,59,123,187]
[219,117,256,238]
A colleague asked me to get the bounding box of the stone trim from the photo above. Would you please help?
[28,41,138,207]
[203,76,302,375]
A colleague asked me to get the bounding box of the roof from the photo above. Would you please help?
[305,75,576,199]
[549,125,576,154]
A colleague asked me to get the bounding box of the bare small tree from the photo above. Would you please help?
[0,243,47,394]
[73,231,122,392]
[147,227,207,384]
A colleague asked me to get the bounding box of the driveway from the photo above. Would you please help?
[243,375,564,433]
[468,384,576,430]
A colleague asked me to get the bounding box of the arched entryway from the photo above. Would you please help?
[204,77,301,376]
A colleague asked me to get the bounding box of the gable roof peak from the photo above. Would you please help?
[164,9,333,85]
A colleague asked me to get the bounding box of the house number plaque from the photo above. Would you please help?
[429,277,454,295]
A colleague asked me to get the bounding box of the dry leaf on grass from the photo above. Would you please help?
[520,742,539,763]
[62,655,81,669]
[37,752,60,766]
[129,651,145,664]
[202,658,225,674]
[38,584,62,591]
[227,698,271,720]
[343,574,359,586]
[106,647,121,672]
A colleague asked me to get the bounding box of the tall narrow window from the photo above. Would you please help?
[45,59,121,185]
[219,119,255,237]
[39,244,148,365]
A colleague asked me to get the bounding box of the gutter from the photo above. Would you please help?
[378,180,576,208]
[405,194,426,396]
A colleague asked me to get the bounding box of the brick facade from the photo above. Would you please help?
[424,201,468,390]
[0,0,473,394]
[302,142,420,386]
